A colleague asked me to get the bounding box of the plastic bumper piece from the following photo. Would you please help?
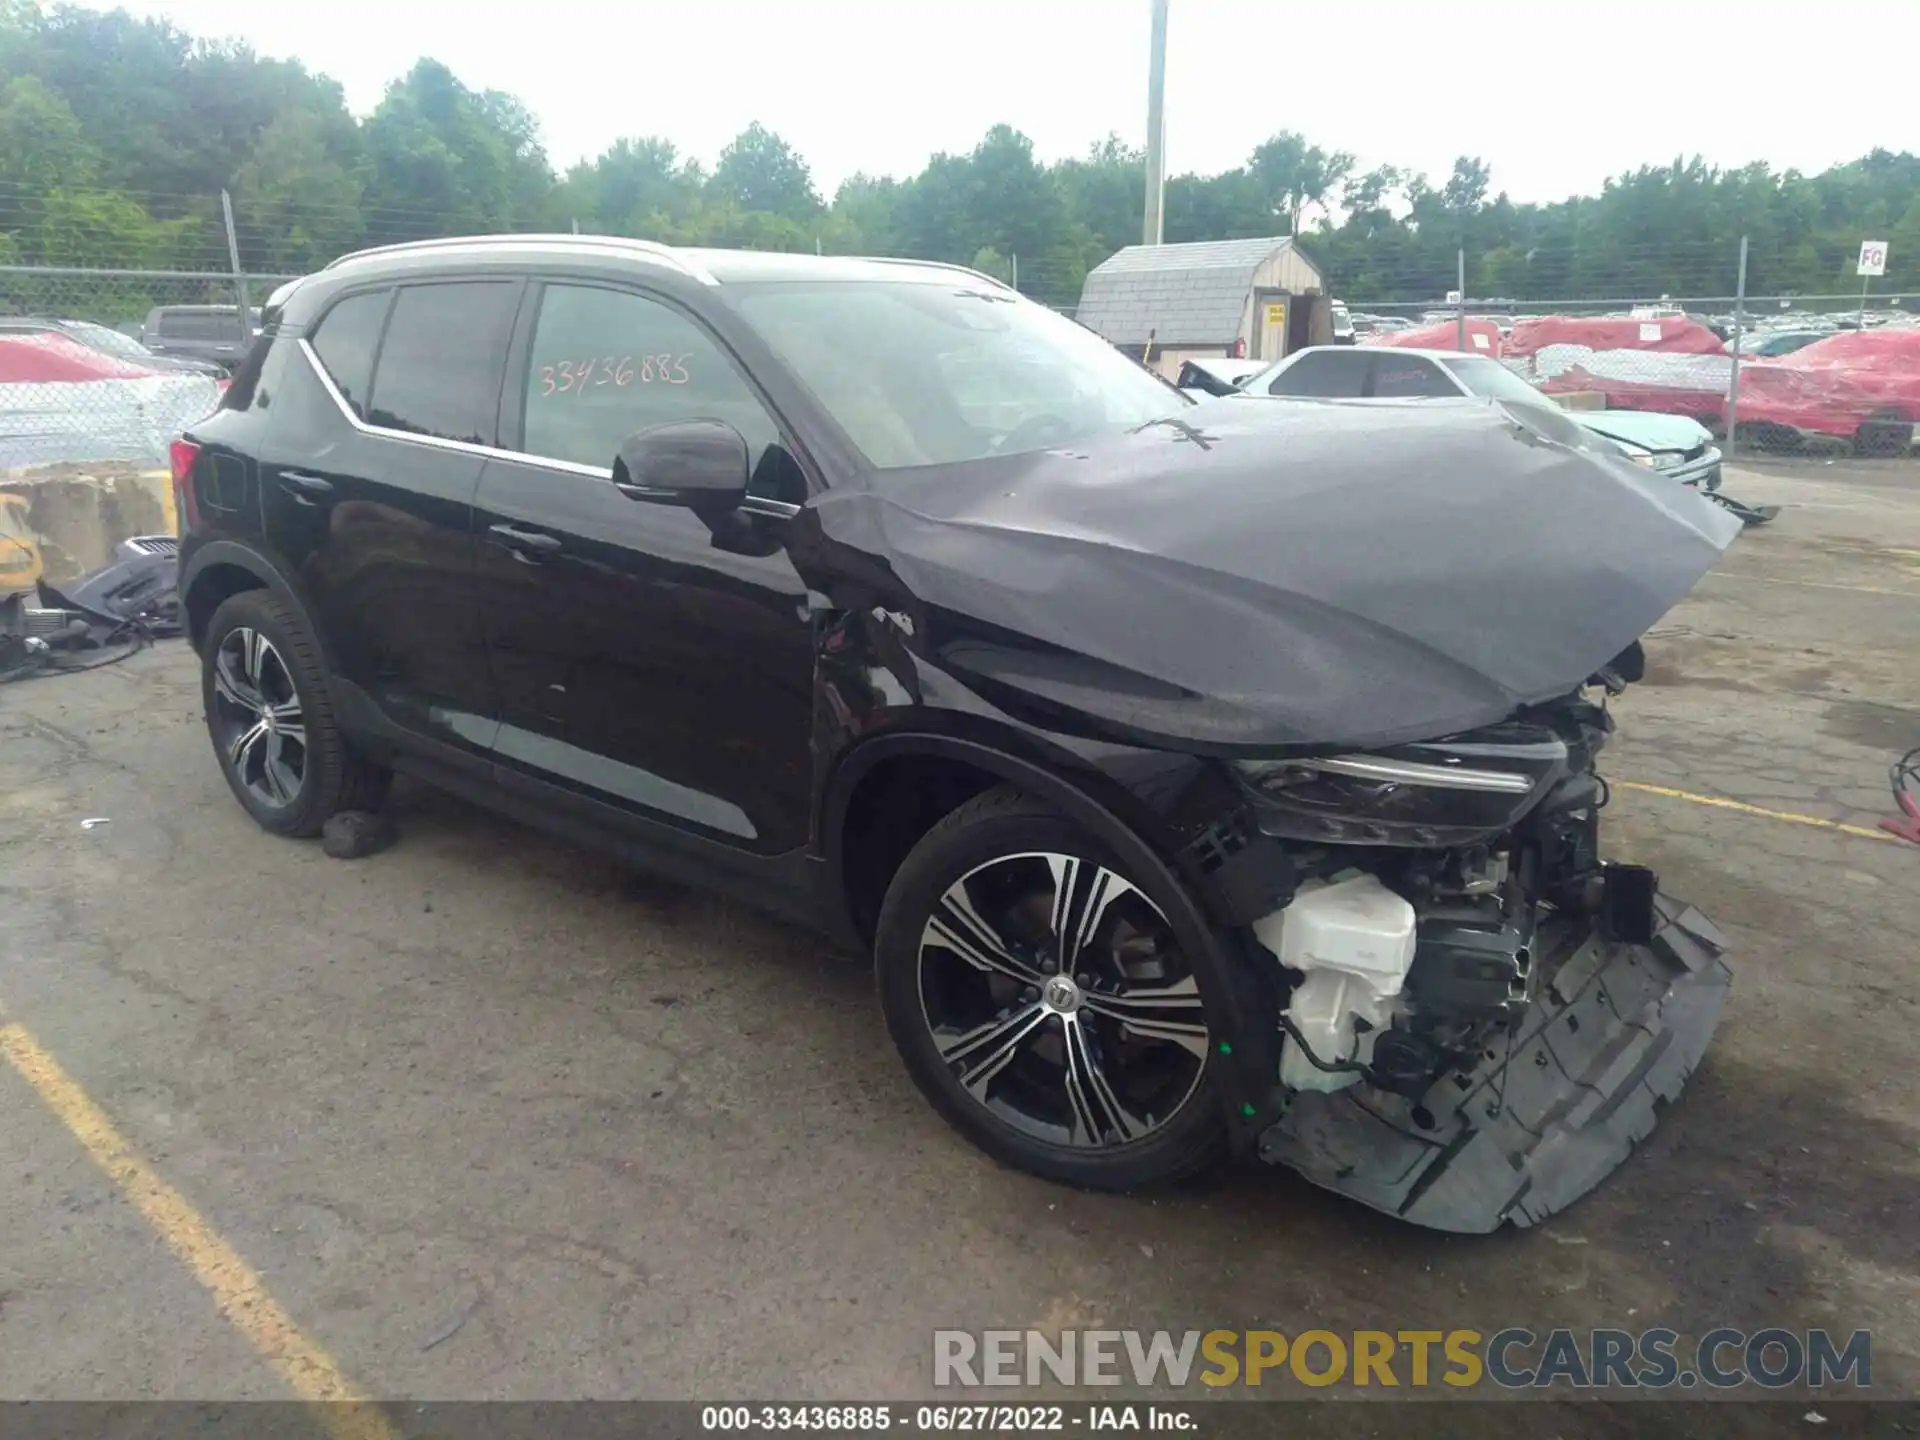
[1257,896,1731,1233]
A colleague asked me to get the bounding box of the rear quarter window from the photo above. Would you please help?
[307,290,393,419]
[364,282,519,444]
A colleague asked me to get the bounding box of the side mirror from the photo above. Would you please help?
[613,419,750,510]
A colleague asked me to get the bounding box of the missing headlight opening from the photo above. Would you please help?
[1225,679,1731,1233]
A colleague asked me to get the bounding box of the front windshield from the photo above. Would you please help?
[1439,355,1625,456]
[1442,355,1555,407]
[66,321,152,360]
[729,280,1188,469]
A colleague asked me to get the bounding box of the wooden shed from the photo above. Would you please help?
[1074,236,1330,379]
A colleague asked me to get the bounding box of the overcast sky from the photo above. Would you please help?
[116,0,1915,202]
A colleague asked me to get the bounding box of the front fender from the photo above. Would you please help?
[821,728,1287,1155]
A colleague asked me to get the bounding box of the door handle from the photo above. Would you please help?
[487,522,564,559]
[279,471,333,504]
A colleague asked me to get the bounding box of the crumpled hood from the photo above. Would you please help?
[801,395,1740,752]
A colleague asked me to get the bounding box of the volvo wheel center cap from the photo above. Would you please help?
[1042,975,1082,1014]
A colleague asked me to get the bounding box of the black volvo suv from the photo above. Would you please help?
[175,235,1739,1230]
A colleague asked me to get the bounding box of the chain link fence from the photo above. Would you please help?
[5,207,1916,487]
[0,265,299,476]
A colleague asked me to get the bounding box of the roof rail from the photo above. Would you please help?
[322,233,714,285]
[860,255,1016,292]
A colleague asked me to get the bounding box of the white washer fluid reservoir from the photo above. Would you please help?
[1251,873,1418,1095]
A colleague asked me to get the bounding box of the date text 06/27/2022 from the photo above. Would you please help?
[701,1405,1195,1432]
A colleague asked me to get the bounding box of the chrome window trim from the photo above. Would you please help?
[295,338,801,519]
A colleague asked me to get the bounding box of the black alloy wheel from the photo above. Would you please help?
[200,588,388,837]
[210,625,307,810]
[876,787,1225,1190]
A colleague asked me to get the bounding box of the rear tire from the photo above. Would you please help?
[1854,410,1913,458]
[874,785,1226,1191]
[201,589,389,838]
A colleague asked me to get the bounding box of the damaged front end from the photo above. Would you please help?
[1183,656,1731,1233]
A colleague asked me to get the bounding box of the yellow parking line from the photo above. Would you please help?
[0,1012,400,1440]
[1615,780,1900,843]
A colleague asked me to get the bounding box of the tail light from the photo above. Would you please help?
[169,437,202,534]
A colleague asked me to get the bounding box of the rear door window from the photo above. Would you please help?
[1370,357,1457,397]
[1264,350,1371,397]
[365,281,520,444]
[307,290,391,419]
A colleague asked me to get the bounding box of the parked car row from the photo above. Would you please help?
[1349,312,1918,455]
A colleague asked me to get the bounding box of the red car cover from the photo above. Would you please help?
[1504,315,1727,359]
[1737,330,1920,439]
[0,331,165,382]
[0,331,226,468]
[1362,318,1503,357]
[1503,315,1731,423]
[1536,355,1731,423]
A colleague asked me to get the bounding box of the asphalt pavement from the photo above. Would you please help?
[2,460,1916,1420]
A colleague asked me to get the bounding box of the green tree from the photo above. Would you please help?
[3,0,1919,322]
[1249,131,1354,234]
[1050,135,1143,256]
[828,172,903,253]
[0,74,99,211]
[710,121,819,220]
[231,107,367,270]
[559,137,700,236]
[34,186,197,267]
[360,60,556,240]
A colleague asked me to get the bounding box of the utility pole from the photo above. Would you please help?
[1456,249,1466,351]
[219,189,250,334]
[1142,0,1169,246]
[1726,235,1749,450]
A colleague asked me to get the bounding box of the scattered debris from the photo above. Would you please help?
[51,535,181,636]
[320,810,395,860]
[1,535,179,682]
[1705,492,1780,527]
[79,817,111,830]
[1881,746,1920,846]
[419,1297,479,1353]
[1804,1412,1827,1426]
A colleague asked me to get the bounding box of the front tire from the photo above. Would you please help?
[875,786,1226,1190]
[201,589,388,837]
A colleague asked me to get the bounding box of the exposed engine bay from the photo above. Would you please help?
[1183,647,1732,1232]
